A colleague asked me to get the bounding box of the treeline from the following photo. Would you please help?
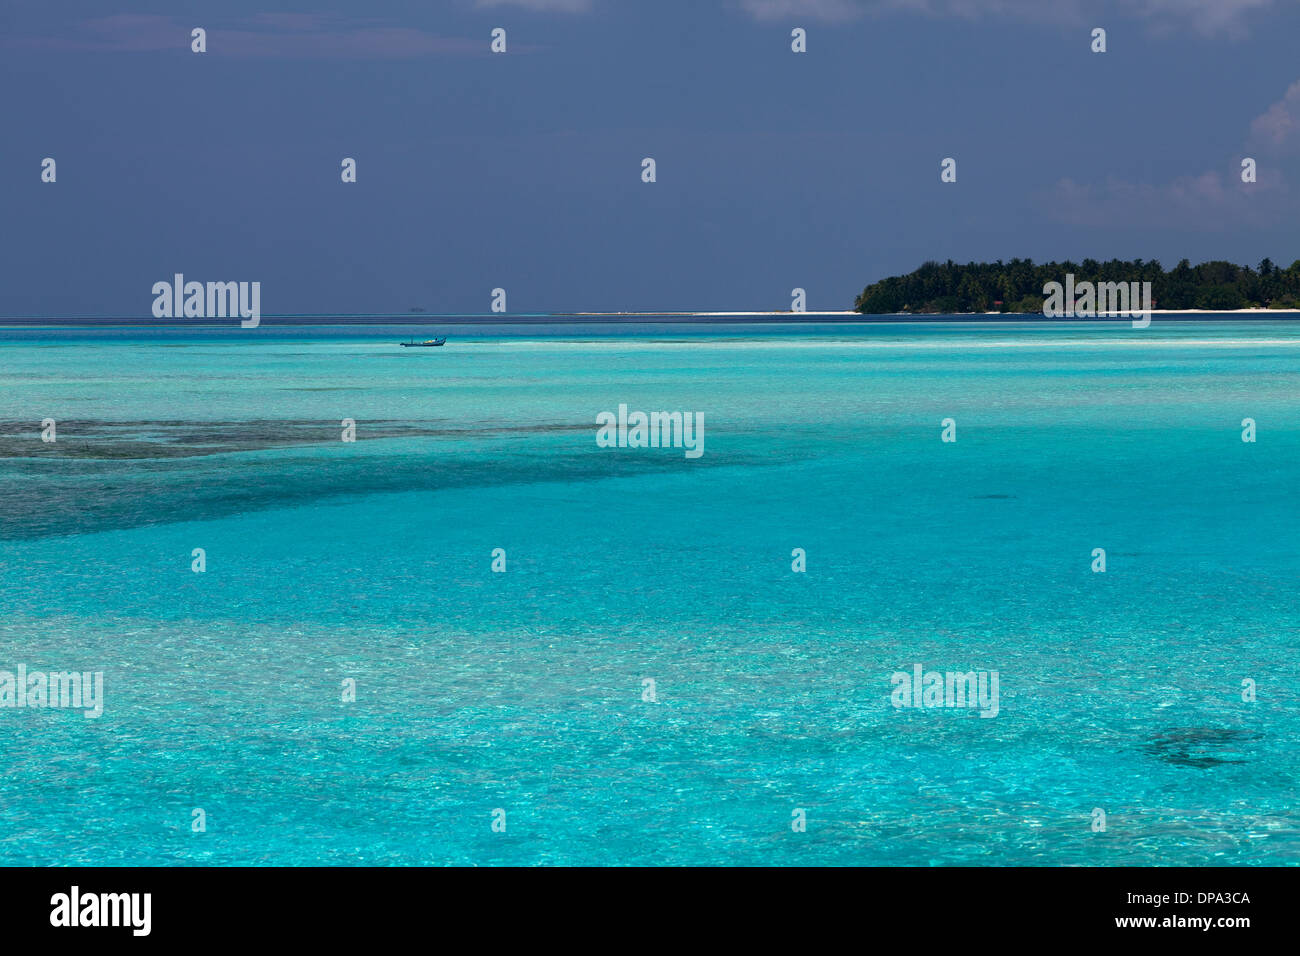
[854,258,1300,314]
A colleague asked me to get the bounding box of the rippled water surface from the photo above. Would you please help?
[1,320,1296,864]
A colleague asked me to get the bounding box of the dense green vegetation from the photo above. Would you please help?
[854,258,1300,314]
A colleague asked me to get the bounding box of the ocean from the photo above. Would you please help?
[1,319,1296,865]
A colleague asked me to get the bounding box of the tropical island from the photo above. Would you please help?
[854,258,1300,314]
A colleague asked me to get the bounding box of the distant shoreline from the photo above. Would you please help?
[3,309,1300,328]
[854,258,1300,314]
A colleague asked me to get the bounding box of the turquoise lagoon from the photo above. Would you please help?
[0,320,1296,865]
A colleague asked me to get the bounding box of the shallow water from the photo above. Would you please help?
[1,320,1296,864]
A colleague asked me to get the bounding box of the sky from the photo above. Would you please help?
[3,0,1300,315]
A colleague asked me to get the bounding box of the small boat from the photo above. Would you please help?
[400,337,446,347]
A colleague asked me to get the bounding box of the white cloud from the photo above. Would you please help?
[738,0,867,21]
[735,0,1284,34]
[474,0,595,11]
[10,14,480,57]
[1250,80,1300,151]
[1044,77,1300,228]
[1045,169,1283,228]
[1137,0,1278,35]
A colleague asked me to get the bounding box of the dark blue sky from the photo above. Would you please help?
[4,0,1299,315]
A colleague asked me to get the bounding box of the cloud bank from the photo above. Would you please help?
[12,13,480,58]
